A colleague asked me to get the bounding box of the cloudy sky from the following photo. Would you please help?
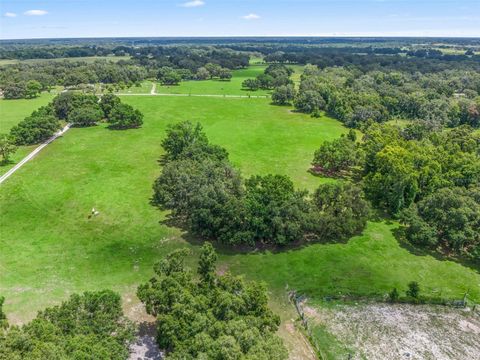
[1,0,479,39]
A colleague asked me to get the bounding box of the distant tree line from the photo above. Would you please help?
[157,63,233,86]
[152,121,370,247]
[0,60,148,99]
[292,64,480,129]
[0,46,251,98]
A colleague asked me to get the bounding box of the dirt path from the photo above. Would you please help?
[0,124,70,185]
[282,320,318,360]
[150,83,156,95]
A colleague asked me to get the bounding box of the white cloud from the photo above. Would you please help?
[242,13,260,20]
[4,12,17,18]
[24,10,48,16]
[180,1,205,8]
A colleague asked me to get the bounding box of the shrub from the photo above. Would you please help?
[406,281,420,298]
[108,103,143,129]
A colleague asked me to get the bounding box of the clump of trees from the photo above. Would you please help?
[242,64,294,93]
[2,80,42,99]
[400,187,480,261]
[293,64,480,129]
[311,130,361,176]
[68,105,104,127]
[107,102,143,129]
[272,84,295,105]
[7,92,143,146]
[310,121,480,260]
[10,105,61,145]
[137,243,288,359]
[157,66,182,86]
[152,121,370,247]
[0,291,135,359]
[361,124,480,215]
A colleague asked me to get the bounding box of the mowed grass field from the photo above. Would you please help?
[117,81,155,95]
[0,92,56,133]
[1,89,479,326]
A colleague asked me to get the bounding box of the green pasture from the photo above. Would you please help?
[226,221,479,304]
[154,64,304,96]
[0,92,56,133]
[116,81,154,95]
[1,91,478,328]
[0,96,344,322]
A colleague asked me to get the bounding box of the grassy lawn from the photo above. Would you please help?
[0,92,56,133]
[225,221,480,303]
[0,93,58,176]
[156,65,270,96]
[1,94,478,327]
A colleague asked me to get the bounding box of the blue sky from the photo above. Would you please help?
[1,0,479,39]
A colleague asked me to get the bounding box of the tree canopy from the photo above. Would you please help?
[137,243,288,360]
[0,291,134,360]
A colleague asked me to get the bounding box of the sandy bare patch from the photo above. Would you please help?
[216,263,229,276]
[278,319,318,360]
[305,303,480,360]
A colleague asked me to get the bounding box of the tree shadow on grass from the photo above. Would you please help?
[159,215,359,257]
[0,159,14,167]
[393,226,480,273]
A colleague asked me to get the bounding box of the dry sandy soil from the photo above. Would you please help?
[304,303,480,360]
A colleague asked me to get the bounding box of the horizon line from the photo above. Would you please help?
[2,35,480,42]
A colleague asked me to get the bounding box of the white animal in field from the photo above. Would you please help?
[91,208,100,217]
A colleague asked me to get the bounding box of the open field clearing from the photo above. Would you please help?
[0,93,58,175]
[2,94,479,330]
[117,80,155,95]
[0,92,56,132]
[158,66,269,96]
[304,303,480,360]
[153,64,304,96]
